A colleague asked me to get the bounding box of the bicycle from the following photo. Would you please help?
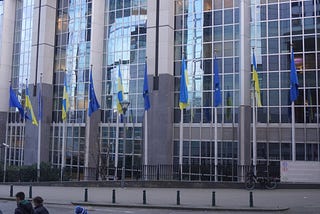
[245,170,277,190]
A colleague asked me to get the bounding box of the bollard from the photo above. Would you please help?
[29,186,32,199]
[249,191,253,207]
[143,190,146,204]
[212,191,216,207]
[10,185,13,197]
[176,190,180,205]
[112,189,116,203]
[84,188,88,202]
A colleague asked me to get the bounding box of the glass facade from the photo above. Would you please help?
[173,0,320,180]
[101,0,147,177]
[173,0,240,180]
[2,0,319,181]
[7,0,34,166]
[50,0,92,178]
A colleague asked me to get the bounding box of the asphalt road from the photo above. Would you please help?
[1,200,320,214]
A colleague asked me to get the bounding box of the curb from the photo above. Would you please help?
[71,201,290,212]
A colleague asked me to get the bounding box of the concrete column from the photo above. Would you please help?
[24,0,57,165]
[84,0,105,180]
[0,0,16,158]
[146,0,175,165]
[238,0,252,176]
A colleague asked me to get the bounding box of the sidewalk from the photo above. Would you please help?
[0,184,300,212]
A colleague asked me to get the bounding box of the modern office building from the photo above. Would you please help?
[0,0,319,181]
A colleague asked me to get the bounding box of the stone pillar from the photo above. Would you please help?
[0,0,16,160]
[24,0,56,165]
[84,0,105,180]
[146,0,175,165]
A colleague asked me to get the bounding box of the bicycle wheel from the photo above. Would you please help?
[245,177,255,190]
[265,178,277,190]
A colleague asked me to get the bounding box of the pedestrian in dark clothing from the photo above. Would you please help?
[74,206,88,214]
[15,192,34,214]
[33,196,49,214]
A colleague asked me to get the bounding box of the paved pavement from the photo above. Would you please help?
[1,184,320,212]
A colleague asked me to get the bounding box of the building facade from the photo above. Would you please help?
[0,0,319,181]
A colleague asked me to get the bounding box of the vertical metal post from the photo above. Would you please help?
[143,190,146,204]
[10,185,13,197]
[112,189,116,203]
[29,186,32,199]
[176,190,180,205]
[84,188,88,202]
[212,191,216,206]
[249,191,253,207]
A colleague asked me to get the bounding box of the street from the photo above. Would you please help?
[1,200,320,214]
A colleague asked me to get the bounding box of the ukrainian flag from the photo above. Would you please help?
[179,58,188,110]
[25,86,38,126]
[252,52,262,107]
[62,76,70,121]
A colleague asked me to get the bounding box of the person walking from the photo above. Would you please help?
[33,196,49,214]
[15,192,34,214]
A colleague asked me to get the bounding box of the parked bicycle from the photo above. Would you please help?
[245,169,277,190]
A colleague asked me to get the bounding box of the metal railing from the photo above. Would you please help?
[1,163,280,182]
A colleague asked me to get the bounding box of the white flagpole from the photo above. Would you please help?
[252,86,257,174]
[214,107,218,182]
[291,102,295,161]
[61,120,66,181]
[37,73,43,181]
[115,113,119,180]
[144,113,148,164]
[179,110,183,179]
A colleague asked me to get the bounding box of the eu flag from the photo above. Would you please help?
[9,86,26,119]
[214,55,221,107]
[290,47,299,103]
[62,76,69,121]
[179,57,188,110]
[143,61,151,111]
[117,65,124,114]
[25,86,38,126]
[88,68,100,117]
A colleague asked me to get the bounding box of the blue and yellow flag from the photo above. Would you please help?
[117,65,124,114]
[290,47,299,103]
[179,58,188,110]
[62,76,70,121]
[252,52,262,107]
[214,55,221,107]
[25,86,38,126]
[88,68,100,117]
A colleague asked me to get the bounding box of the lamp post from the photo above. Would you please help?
[120,100,130,184]
[2,143,9,183]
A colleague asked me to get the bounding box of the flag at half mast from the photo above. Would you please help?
[117,64,124,114]
[25,85,38,126]
[252,52,262,107]
[62,76,70,121]
[88,67,100,117]
[290,47,299,103]
[179,57,188,110]
[214,54,221,107]
[143,60,151,111]
[9,86,26,119]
